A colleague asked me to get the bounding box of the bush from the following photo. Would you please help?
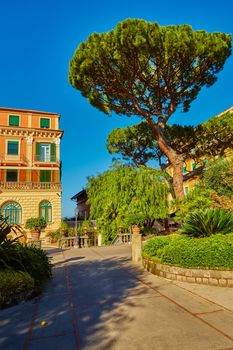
[0,244,52,293]
[180,208,233,237]
[161,234,233,269]
[143,234,179,259]
[0,270,34,308]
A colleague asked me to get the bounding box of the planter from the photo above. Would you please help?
[132,224,140,234]
[30,230,41,240]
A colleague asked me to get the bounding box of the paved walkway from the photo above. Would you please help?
[0,246,233,350]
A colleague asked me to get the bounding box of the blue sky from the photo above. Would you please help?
[0,0,232,217]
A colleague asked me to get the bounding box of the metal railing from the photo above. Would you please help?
[35,155,59,163]
[0,181,62,190]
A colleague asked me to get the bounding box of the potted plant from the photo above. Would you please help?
[125,213,146,234]
[25,217,46,240]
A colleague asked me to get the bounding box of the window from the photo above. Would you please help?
[6,170,17,182]
[36,142,56,162]
[40,170,51,182]
[1,201,22,224]
[7,141,19,155]
[203,159,208,166]
[39,201,52,223]
[184,186,189,194]
[192,162,196,170]
[183,166,187,174]
[40,118,50,128]
[9,115,20,126]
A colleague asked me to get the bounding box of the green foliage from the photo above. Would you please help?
[0,244,52,293]
[175,157,233,221]
[69,19,231,117]
[87,165,170,244]
[124,213,146,227]
[143,235,179,258]
[161,234,233,269]
[0,270,34,308]
[107,122,161,166]
[202,157,233,197]
[174,186,214,222]
[195,111,233,159]
[107,122,198,167]
[180,208,233,237]
[69,19,231,200]
[25,217,46,231]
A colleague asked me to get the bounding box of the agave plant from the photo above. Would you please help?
[180,208,233,237]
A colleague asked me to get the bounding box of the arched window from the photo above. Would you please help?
[1,201,22,224]
[39,201,52,223]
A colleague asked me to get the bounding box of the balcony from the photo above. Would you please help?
[34,155,59,164]
[0,154,28,165]
[0,182,62,191]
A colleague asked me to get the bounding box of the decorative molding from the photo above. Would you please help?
[54,138,61,145]
[0,126,63,139]
[26,136,33,144]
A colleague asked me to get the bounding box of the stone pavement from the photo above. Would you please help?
[0,245,233,350]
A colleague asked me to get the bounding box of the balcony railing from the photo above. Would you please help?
[0,154,28,164]
[35,155,58,163]
[0,182,62,190]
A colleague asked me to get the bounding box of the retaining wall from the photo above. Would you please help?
[142,257,233,287]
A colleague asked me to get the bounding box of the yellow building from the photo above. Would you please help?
[0,107,63,238]
[166,106,233,195]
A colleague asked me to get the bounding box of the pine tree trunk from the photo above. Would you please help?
[148,121,184,199]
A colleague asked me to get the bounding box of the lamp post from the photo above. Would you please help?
[74,206,79,248]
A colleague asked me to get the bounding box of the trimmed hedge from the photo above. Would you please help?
[143,234,179,259]
[0,270,34,308]
[143,234,233,269]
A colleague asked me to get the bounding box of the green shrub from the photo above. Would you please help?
[0,244,52,293]
[180,208,233,237]
[25,217,46,232]
[161,234,233,269]
[0,270,34,307]
[143,234,179,258]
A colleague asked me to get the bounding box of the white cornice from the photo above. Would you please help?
[0,126,63,138]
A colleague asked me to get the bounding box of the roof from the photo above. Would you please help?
[71,189,87,201]
[0,107,60,117]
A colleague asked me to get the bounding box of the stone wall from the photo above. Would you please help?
[143,257,233,287]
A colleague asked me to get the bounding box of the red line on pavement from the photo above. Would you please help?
[31,332,68,340]
[173,282,233,315]
[23,298,40,350]
[195,309,224,316]
[132,274,233,342]
[62,250,82,350]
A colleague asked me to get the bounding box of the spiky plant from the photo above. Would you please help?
[180,208,233,237]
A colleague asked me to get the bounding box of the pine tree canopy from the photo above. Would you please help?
[69,19,231,121]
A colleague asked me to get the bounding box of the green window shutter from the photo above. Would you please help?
[40,170,51,182]
[36,143,41,161]
[192,163,196,170]
[50,143,56,162]
[9,115,19,126]
[40,118,50,128]
[7,141,19,155]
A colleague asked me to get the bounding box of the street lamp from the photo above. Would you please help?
[74,206,79,248]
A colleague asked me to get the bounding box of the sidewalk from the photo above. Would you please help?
[0,246,233,350]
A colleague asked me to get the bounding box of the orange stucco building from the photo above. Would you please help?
[0,107,63,237]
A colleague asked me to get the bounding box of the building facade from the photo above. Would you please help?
[0,107,63,237]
